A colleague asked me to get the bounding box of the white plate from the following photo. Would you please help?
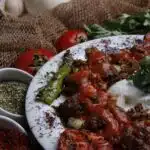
[25,35,144,150]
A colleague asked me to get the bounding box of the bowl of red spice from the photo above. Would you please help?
[0,68,33,126]
[0,115,30,150]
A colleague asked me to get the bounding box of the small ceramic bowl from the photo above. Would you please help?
[0,115,27,134]
[0,68,33,126]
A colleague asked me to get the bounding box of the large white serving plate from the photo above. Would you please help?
[25,35,144,150]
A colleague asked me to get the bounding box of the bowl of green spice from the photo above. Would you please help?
[0,68,33,126]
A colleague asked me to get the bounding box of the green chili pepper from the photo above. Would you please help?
[38,51,73,105]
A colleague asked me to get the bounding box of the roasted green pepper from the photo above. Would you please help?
[37,51,74,105]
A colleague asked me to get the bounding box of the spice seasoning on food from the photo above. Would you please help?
[0,81,28,115]
[45,112,55,128]
[0,129,30,150]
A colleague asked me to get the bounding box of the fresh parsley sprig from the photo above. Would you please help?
[130,56,150,93]
[84,10,150,39]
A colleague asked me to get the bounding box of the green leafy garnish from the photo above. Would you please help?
[84,24,124,39]
[20,48,25,52]
[84,10,150,39]
[140,56,150,69]
[130,56,150,93]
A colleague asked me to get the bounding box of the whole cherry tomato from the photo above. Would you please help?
[55,30,88,52]
[15,49,54,75]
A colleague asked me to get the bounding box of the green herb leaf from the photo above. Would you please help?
[84,24,124,39]
[130,56,150,93]
[140,56,150,69]
[84,10,150,40]
[20,48,25,52]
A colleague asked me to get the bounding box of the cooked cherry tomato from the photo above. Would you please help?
[87,49,105,65]
[96,90,108,107]
[110,50,132,63]
[55,30,88,52]
[90,62,117,79]
[130,51,144,61]
[109,106,130,125]
[69,70,90,84]
[80,83,97,98]
[79,90,108,107]
[15,49,54,75]
[90,106,120,138]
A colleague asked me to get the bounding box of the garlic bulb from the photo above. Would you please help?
[5,0,24,17]
[25,0,71,15]
[0,0,5,12]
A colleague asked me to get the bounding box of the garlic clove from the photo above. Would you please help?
[5,0,24,17]
[67,117,85,129]
[0,0,5,11]
[24,0,71,15]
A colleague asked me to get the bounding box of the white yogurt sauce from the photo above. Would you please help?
[108,79,150,111]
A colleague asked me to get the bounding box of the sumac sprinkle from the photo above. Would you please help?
[0,129,30,150]
[45,112,55,128]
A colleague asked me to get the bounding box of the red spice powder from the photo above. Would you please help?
[0,129,30,150]
[45,112,55,128]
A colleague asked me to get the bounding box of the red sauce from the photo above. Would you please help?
[0,129,30,150]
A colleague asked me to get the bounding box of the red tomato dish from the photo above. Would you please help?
[55,33,150,150]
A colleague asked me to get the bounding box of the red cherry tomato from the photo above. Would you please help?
[96,90,108,107]
[15,49,54,75]
[80,83,97,98]
[87,49,105,65]
[55,30,88,52]
[69,70,90,84]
